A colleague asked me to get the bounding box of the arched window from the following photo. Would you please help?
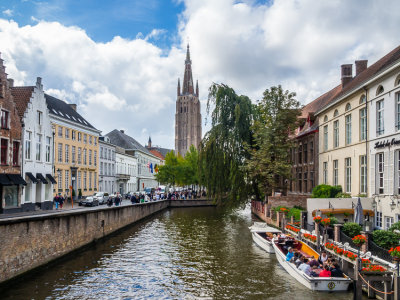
[395,74,400,86]
[345,103,351,111]
[323,115,328,122]
[359,95,366,104]
[376,85,384,96]
[333,109,339,117]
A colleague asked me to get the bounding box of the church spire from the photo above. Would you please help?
[177,78,181,96]
[196,80,199,97]
[182,44,194,95]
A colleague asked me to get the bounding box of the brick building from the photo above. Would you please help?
[0,54,26,214]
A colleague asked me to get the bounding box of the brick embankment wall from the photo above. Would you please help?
[268,195,308,209]
[0,199,215,284]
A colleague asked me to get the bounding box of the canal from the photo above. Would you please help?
[1,205,357,299]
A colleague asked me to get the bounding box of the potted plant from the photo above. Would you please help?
[389,246,400,262]
[321,218,331,227]
[313,216,322,224]
[352,235,367,246]
[343,212,349,223]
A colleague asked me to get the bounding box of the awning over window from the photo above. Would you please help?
[46,174,57,184]
[36,173,48,184]
[26,172,39,184]
[7,174,27,186]
[0,174,13,186]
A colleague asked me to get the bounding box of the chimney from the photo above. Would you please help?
[120,129,124,134]
[355,60,368,76]
[7,78,13,88]
[69,104,77,111]
[36,77,42,85]
[341,64,353,87]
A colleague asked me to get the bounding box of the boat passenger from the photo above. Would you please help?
[298,258,312,276]
[319,265,332,277]
[295,255,304,268]
[318,251,328,266]
[330,263,344,278]
[308,256,319,268]
[285,247,294,261]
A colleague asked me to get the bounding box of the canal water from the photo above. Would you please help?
[2,205,357,299]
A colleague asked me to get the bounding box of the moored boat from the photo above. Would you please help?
[249,222,281,253]
[272,237,352,291]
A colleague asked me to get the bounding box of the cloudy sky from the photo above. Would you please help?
[0,0,399,149]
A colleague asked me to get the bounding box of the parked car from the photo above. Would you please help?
[94,192,109,204]
[80,194,99,207]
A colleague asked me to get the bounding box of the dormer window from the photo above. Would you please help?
[376,85,384,96]
[1,110,9,129]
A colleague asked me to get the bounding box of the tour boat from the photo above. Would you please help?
[272,238,352,291]
[249,222,281,253]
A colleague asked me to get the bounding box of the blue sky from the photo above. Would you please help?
[1,0,184,46]
[0,0,399,149]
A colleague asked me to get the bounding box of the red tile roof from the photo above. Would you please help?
[149,149,164,160]
[300,84,342,119]
[11,86,34,121]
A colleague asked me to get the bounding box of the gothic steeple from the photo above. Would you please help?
[182,44,194,95]
[196,80,199,97]
[177,78,181,96]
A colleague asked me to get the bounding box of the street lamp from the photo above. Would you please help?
[390,195,396,211]
[371,194,378,210]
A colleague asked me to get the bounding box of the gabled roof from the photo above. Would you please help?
[147,146,173,159]
[11,86,34,121]
[317,45,400,115]
[149,149,164,160]
[45,94,98,130]
[105,129,153,156]
[300,85,342,119]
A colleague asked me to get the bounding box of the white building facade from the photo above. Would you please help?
[115,147,137,194]
[12,78,55,211]
[368,59,400,229]
[99,137,116,193]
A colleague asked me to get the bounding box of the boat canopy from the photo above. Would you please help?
[249,222,281,233]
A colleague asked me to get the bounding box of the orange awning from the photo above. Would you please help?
[312,208,374,217]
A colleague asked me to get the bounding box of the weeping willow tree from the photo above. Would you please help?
[245,85,301,197]
[199,83,254,204]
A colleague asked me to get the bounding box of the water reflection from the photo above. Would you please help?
[1,205,357,299]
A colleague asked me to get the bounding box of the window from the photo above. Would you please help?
[309,142,314,163]
[37,111,42,125]
[397,151,400,194]
[345,157,351,193]
[359,94,366,104]
[78,171,81,189]
[333,109,339,117]
[58,126,63,138]
[100,162,103,175]
[376,85,384,96]
[377,153,384,194]
[78,147,82,164]
[58,170,63,191]
[12,141,19,166]
[385,217,394,230]
[333,160,338,186]
[78,132,82,142]
[298,145,302,164]
[376,211,382,228]
[377,100,384,135]
[65,170,69,190]
[323,115,328,122]
[84,134,87,144]
[345,103,351,111]
[89,172,92,189]
[333,120,339,148]
[84,149,87,165]
[323,125,328,151]
[1,110,9,129]
[345,114,352,145]
[303,143,307,163]
[36,134,41,161]
[65,145,69,163]
[323,162,328,184]
[84,171,87,190]
[4,186,18,207]
[94,138,97,146]
[100,147,103,159]
[303,172,308,192]
[360,155,367,194]
[298,170,302,193]
[72,146,76,163]
[72,130,76,140]
[58,143,63,163]
[89,136,92,144]
[89,149,92,165]
[397,93,400,130]
[360,108,367,140]
[94,172,97,189]
[310,171,314,189]
[46,137,51,162]
[25,131,31,160]
[108,149,111,160]
[65,129,70,139]
[94,150,97,166]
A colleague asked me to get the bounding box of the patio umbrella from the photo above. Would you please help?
[353,197,364,225]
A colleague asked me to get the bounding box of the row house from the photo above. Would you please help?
[146,136,172,164]
[12,77,56,212]
[46,94,101,198]
[0,55,26,214]
[115,145,137,194]
[99,136,116,193]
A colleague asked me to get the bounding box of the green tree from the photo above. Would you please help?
[245,85,300,196]
[199,83,254,204]
[155,151,179,186]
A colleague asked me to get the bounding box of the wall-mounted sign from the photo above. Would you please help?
[375,138,400,149]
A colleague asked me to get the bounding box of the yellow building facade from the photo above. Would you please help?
[46,94,100,198]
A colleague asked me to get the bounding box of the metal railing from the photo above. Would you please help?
[368,239,393,262]
[340,231,358,249]
[306,223,314,233]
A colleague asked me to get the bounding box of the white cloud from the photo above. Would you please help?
[2,9,13,17]
[0,0,399,149]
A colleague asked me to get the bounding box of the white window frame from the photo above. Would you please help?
[345,114,352,145]
[360,155,367,194]
[376,211,382,228]
[45,136,51,163]
[36,134,41,161]
[345,157,351,193]
[385,216,394,230]
[333,159,338,186]
[323,125,328,151]
[25,131,31,160]
[376,100,384,136]
[323,162,328,184]
[377,153,384,194]
[360,107,367,140]
[333,120,339,148]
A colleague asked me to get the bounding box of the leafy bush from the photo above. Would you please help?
[389,222,400,233]
[372,230,400,249]
[288,208,302,221]
[311,184,342,198]
[342,222,362,237]
[272,205,288,212]
[293,205,305,210]
[330,217,339,225]
[335,192,351,198]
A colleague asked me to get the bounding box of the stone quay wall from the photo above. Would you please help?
[0,199,214,284]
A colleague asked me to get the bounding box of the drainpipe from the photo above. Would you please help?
[364,86,368,198]
[21,121,25,208]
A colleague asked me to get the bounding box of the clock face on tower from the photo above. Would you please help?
[175,44,202,157]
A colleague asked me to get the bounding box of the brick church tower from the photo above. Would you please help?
[175,44,202,156]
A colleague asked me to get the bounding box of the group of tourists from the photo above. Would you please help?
[286,248,344,278]
[53,193,65,210]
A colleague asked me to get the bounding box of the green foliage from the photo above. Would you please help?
[288,208,302,221]
[311,184,342,198]
[389,222,400,233]
[293,205,305,210]
[342,222,362,237]
[329,217,339,225]
[335,192,351,198]
[272,205,288,212]
[372,230,400,249]
[244,86,300,197]
[199,83,254,204]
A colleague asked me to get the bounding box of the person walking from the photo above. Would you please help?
[59,194,64,209]
[53,194,59,210]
